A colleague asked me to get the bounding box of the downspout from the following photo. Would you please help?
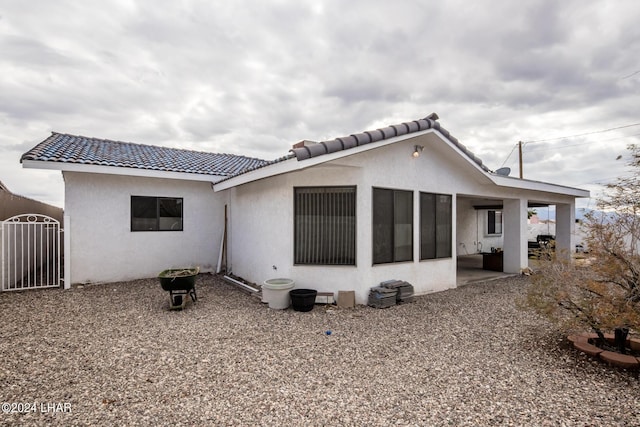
[225,189,233,273]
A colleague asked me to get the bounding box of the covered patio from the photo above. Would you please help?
[455,188,583,281]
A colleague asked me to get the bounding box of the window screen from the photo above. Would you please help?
[373,188,413,264]
[487,210,503,235]
[294,187,356,265]
[420,192,452,259]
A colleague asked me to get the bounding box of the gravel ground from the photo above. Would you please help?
[1,274,639,426]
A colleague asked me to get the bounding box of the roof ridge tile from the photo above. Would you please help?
[288,113,490,172]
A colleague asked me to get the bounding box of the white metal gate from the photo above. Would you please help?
[1,214,62,291]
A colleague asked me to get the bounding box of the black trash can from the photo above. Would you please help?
[289,289,317,312]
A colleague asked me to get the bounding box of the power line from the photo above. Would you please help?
[523,122,640,144]
[500,143,519,167]
[621,70,640,80]
[525,140,593,152]
[499,123,640,176]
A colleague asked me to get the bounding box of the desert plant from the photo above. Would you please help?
[526,145,640,348]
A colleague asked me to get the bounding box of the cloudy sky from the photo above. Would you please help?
[1,0,639,209]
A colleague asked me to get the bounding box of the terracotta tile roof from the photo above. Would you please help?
[289,113,491,172]
[21,133,268,177]
[22,114,490,184]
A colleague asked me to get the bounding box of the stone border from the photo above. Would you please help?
[568,333,640,369]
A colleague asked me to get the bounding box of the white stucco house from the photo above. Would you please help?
[21,113,589,304]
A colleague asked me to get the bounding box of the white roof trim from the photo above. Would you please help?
[215,129,493,191]
[431,129,495,182]
[214,129,590,199]
[489,174,590,198]
[21,160,226,183]
[22,130,590,200]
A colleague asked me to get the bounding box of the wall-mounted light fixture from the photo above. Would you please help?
[412,145,424,158]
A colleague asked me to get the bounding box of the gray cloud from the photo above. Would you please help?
[1,0,639,209]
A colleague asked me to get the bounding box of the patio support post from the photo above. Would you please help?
[555,202,575,261]
[503,198,527,273]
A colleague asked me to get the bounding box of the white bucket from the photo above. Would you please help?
[262,278,295,309]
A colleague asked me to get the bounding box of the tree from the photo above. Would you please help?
[526,144,640,349]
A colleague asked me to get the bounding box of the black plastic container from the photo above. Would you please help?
[289,289,317,312]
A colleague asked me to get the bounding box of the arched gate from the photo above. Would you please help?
[1,214,62,291]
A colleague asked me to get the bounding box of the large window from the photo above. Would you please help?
[131,196,183,231]
[294,187,356,265]
[487,210,503,235]
[420,193,452,259]
[372,188,413,264]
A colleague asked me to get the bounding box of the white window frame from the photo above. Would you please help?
[486,210,503,236]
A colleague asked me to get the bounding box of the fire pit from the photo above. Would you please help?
[158,267,199,310]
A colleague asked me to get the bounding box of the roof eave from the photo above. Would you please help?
[489,174,590,198]
[214,129,445,191]
[21,159,227,183]
[429,129,495,183]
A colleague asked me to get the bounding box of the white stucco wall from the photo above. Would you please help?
[228,135,477,304]
[455,199,504,255]
[57,130,584,297]
[64,172,226,284]
[455,199,477,255]
[228,133,583,304]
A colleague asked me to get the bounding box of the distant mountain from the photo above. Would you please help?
[575,208,593,221]
[530,207,596,222]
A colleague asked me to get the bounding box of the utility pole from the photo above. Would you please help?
[518,141,523,179]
